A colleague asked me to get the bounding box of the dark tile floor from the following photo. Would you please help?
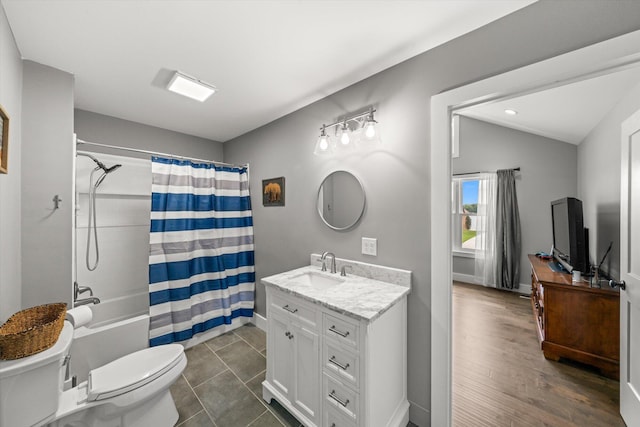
[170,323,418,427]
[170,324,304,427]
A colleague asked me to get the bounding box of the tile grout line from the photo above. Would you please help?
[177,326,280,427]
[182,338,236,427]
[212,328,287,426]
[205,329,283,426]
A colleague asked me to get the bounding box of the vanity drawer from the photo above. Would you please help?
[323,373,359,422]
[270,292,317,328]
[323,313,359,349]
[323,341,359,390]
[324,405,357,427]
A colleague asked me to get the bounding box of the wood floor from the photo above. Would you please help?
[452,282,625,427]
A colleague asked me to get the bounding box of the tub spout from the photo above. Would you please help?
[75,296,100,306]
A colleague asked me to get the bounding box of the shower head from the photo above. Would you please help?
[78,152,121,174]
[104,164,122,174]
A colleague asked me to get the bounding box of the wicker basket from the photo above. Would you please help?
[0,302,67,360]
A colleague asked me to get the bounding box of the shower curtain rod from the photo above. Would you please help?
[76,138,248,169]
[453,167,520,177]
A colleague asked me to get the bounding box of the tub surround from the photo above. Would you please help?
[262,263,410,322]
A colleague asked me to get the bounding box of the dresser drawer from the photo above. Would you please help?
[323,313,359,349]
[271,292,317,328]
[323,373,359,422]
[323,340,359,390]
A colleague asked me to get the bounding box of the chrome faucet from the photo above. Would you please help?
[74,296,100,306]
[74,281,99,305]
[321,252,337,274]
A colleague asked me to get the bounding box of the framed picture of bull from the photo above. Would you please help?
[262,176,285,207]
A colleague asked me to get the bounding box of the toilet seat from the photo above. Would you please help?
[88,344,184,401]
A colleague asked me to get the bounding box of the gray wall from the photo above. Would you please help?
[74,109,224,161]
[0,4,23,323]
[21,61,75,309]
[578,80,640,281]
[452,117,578,289]
[223,2,640,424]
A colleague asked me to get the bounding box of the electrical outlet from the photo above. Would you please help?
[362,237,377,256]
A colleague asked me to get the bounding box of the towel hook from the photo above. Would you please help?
[53,195,62,210]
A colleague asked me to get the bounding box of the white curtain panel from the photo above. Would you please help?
[474,172,497,287]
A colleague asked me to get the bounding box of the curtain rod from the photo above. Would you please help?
[76,138,249,169]
[453,167,520,177]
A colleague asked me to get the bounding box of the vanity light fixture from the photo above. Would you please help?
[504,109,518,116]
[314,108,379,156]
[167,71,216,102]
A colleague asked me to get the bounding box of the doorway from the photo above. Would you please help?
[430,29,640,426]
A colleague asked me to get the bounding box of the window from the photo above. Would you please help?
[452,176,480,253]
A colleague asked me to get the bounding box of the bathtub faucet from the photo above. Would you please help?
[74,282,99,306]
[75,296,101,306]
[74,281,94,300]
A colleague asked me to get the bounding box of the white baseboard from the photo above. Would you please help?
[408,400,430,427]
[181,316,251,349]
[452,272,476,284]
[252,311,267,332]
[452,272,530,295]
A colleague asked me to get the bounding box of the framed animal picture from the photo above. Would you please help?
[262,176,285,207]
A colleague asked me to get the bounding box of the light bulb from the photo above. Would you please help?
[319,137,329,150]
[340,132,350,145]
[364,122,376,139]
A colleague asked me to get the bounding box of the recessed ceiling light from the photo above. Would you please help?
[167,71,216,102]
[504,109,518,116]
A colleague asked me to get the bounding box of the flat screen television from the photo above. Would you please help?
[551,197,588,273]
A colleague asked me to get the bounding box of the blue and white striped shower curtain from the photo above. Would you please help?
[148,157,254,346]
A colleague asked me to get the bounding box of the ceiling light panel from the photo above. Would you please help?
[167,71,216,102]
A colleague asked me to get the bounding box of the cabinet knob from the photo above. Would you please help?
[609,279,626,291]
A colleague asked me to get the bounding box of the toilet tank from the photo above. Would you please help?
[0,321,73,427]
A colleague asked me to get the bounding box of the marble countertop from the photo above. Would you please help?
[261,265,410,322]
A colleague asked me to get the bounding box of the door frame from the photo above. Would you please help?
[430,29,640,426]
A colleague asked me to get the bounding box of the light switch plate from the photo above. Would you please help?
[362,237,377,256]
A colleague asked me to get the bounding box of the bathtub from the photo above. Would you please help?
[69,293,150,384]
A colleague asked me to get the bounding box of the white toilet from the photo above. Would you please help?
[0,321,186,427]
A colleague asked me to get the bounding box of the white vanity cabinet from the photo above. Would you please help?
[266,290,321,425]
[262,271,409,427]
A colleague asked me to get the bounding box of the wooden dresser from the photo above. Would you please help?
[528,254,620,379]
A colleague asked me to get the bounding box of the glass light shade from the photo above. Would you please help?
[337,123,353,147]
[314,133,334,155]
[358,118,381,145]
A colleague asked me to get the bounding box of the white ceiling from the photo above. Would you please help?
[2,0,535,142]
[459,64,640,144]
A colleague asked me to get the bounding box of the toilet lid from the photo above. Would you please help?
[88,343,184,401]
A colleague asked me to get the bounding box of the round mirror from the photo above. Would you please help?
[317,170,366,231]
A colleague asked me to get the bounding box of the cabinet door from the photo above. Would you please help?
[269,309,292,398]
[292,322,320,423]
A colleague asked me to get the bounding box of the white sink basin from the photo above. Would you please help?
[290,271,345,289]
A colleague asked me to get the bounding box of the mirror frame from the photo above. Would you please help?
[316,170,366,231]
